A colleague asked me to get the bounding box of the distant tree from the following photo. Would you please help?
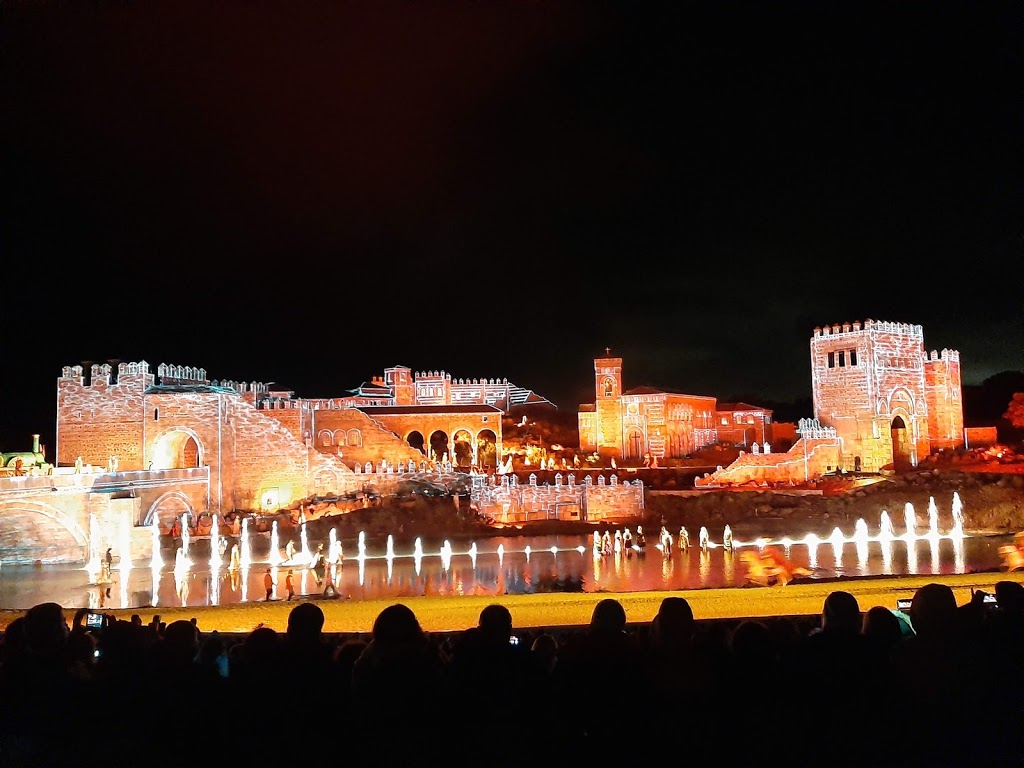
[1004,393,1024,429]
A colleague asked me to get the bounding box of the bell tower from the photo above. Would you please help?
[594,348,623,459]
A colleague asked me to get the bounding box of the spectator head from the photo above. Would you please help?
[995,580,1024,614]
[729,620,776,670]
[652,596,695,645]
[162,619,199,660]
[861,605,903,646]
[530,631,558,657]
[909,582,958,638]
[372,603,424,645]
[287,602,326,643]
[2,616,28,656]
[822,590,861,633]
[198,631,224,664]
[24,602,70,657]
[242,626,280,666]
[590,598,627,634]
[334,637,369,669]
[478,604,513,644]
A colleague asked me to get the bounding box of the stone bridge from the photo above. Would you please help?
[0,468,209,565]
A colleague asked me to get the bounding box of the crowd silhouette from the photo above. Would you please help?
[1,580,1023,766]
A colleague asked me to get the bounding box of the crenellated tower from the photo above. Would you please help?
[924,348,964,450]
[810,319,963,472]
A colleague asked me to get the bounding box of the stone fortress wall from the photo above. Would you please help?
[695,319,965,487]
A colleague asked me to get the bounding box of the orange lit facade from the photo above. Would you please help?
[811,319,964,472]
[55,361,553,513]
[577,350,774,463]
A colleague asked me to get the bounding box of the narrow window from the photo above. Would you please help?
[827,351,835,368]
[838,351,846,367]
[850,349,858,366]
[154,408,159,421]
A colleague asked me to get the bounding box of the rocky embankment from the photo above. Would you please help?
[298,463,1024,546]
[645,468,1024,538]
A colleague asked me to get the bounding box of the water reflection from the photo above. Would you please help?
[0,519,1006,611]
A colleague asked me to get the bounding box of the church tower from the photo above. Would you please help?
[594,348,623,459]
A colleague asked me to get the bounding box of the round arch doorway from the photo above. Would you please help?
[890,415,914,470]
[150,429,203,470]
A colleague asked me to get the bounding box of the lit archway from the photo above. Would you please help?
[451,429,473,467]
[406,430,426,455]
[890,415,912,470]
[429,430,450,463]
[150,428,204,470]
[476,429,498,470]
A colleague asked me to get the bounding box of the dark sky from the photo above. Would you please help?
[3,0,1022,452]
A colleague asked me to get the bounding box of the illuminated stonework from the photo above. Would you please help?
[55,360,551,512]
[811,319,964,472]
[577,350,773,462]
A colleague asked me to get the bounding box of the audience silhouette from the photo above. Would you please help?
[1,580,1023,765]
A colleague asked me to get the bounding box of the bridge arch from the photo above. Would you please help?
[141,490,200,528]
[0,499,88,563]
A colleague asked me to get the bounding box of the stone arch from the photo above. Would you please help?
[346,429,362,447]
[0,499,89,563]
[889,412,914,470]
[406,430,426,455]
[149,426,205,470]
[141,491,200,527]
[475,428,498,470]
[888,387,916,414]
[318,430,334,447]
[429,429,450,461]
[451,428,474,467]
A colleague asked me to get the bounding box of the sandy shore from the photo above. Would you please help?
[5,571,1021,635]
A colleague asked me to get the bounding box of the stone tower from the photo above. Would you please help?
[810,319,963,472]
[594,349,623,459]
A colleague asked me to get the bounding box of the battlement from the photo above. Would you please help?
[415,370,450,380]
[60,359,276,394]
[796,417,837,440]
[61,360,155,386]
[812,319,923,339]
[451,377,509,386]
[156,363,209,385]
[926,348,961,363]
[214,380,274,395]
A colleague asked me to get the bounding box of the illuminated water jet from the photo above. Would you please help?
[269,521,282,566]
[150,515,163,569]
[240,517,251,568]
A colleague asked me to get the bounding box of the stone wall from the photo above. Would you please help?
[225,398,354,512]
[470,473,644,524]
[694,421,842,487]
[308,408,425,468]
[57,364,149,469]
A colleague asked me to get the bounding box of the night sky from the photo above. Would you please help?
[3,0,1022,452]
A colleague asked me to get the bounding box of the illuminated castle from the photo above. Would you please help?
[810,319,963,472]
[55,361,553,513]
[582,319,965,481]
